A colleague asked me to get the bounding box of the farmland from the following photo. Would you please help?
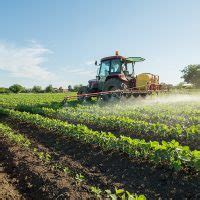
[0,93,199,199]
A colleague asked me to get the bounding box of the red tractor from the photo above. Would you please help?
[75,51,161,101]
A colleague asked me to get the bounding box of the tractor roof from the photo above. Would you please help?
[101,56,145,63]
[101,55,125,61]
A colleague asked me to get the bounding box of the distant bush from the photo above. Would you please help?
[73,84,83,92]
[9,84,25,93]
[45,85,55,93]
[0,87,9,93]
[32,86,43,93]
[68,85,73,91]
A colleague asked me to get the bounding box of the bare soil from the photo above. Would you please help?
[0,135,94,199]
[0,162,24,200]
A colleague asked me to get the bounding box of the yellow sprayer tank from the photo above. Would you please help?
[136,73,159,90]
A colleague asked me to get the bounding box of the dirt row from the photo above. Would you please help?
[1,116,200,199]
[0,161,24,200]
[0,135,97,199]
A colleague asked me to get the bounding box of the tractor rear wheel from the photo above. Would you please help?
[102,78,127,101]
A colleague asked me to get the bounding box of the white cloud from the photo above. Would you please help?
[0,41,55,81]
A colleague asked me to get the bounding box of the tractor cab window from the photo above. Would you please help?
[110,59,121,73]
[122,62,133,76]
[126,63,132,75]
[99,60,110,77]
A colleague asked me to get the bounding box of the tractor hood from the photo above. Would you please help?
[88,79,98,88]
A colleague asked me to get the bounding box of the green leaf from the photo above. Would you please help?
[194,159,200,171]
[109,194,117,200]
[115,188,125,195]
[172,160,182,171]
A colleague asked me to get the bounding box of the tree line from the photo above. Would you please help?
[0,84,83,93]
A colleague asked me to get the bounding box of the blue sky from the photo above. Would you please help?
[0,0,200,88]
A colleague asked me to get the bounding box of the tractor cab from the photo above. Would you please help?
[94,51,145,91]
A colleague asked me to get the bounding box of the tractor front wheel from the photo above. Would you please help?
[77,86,91,102]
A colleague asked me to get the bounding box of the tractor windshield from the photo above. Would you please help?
[110,59,121,73]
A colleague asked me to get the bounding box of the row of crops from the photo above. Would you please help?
[0,93,67,107]
[0,93,199,199]
[13,106,199,149]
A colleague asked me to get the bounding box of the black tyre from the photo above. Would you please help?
[132,93,140,98]
[77,86,91,101]
[102,78,127,101]
[140,93,147,98]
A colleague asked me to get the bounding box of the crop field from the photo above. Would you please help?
[0,93,199,199]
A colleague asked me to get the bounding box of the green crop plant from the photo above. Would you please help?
[90,186,102,198]
[0,123,31,148]
[63,166,71,174]
[75,173,85,184]
[105,189,147,200]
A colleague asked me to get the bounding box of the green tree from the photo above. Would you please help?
[24,88,32,93]
[73,84,83,92]
[45,84,55,93]
[9,84,24,93]
[32,85,43,93]
[68,85,72,91]
[181,65,200,88]
[58,87,64,92]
